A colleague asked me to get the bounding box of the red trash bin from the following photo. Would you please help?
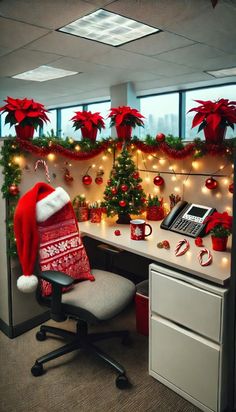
[135,280,149,336]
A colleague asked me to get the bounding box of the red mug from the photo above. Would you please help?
[130,219,152,240]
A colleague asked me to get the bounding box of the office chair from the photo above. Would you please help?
[31,265,135,389]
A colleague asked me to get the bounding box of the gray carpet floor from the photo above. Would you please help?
[0,305,200,412]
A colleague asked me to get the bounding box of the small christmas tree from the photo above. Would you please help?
[103,148,146,223]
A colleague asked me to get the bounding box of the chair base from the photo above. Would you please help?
[31,320,131,389]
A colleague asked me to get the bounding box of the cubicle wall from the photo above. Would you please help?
[0,140,233,337]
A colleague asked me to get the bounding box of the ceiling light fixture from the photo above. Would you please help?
[12,65,78,82]
[206,67,236,78]
[58,9,160,46]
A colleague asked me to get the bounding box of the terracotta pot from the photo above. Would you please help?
[81,127,98,141]
[115,125,132,140]
[15,125,34,139]
[211,236,228,251]
[146,206,165,221]
[90,208,102,223]
[203,124,226,144]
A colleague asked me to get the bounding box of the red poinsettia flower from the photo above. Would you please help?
[188,98,236,133]
[108,106,145,128]
[71,111,105,132]
[204,211,233,238]
[0,96,49,129]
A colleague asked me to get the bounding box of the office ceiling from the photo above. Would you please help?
[0,0,236,108]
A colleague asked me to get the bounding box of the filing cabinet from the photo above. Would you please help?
[149,263,228,412]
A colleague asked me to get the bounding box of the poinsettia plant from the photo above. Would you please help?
[71,110,105,132]
[204,211,233,238]
[0,96,49,129]
[108,106,145,128]
[188,98,236,133]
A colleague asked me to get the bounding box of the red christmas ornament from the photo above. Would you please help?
[205,177,218,190]
[9,184,19,195]
[135,184,142,190]
[156,132,166,142]
[153,175,164,187]
[229,182,234,194]
[121,184,128,192]
[114,230,121,236]
[95,177,103,185]
[82,175,92,185]
[64,168,74,184]
[111,187,118,195]
[132,171,139,179]
[141,197,146,203]
[195,237,203,247]
[107,179,112,185]
[119,200,126,207]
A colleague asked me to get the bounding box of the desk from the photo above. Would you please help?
[79,219,231,286]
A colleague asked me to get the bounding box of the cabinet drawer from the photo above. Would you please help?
[150,316,220,412]
[150,270,222,342]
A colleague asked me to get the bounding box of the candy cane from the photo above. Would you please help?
[34,160,50,183]
[175,239,190,256]
[198,248,212,266]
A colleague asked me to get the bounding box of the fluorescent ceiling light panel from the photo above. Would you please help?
[59,9,160,46]
[12,65,78,82]
[206,67,236,78]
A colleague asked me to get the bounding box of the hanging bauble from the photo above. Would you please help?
[228,182,234,194]
[111,187,118,195]
[135,184,142,190]
[95,176,103,185]
[107,179,112,185]
[205,177,218,190]
[132,171,139,179]
[9,184,19,196]
[82,175,92,185]
[153,175,164,187]
[121,184,128,192]
[119,200,126,207]
[64,168,74,184]
[156,132,166,142]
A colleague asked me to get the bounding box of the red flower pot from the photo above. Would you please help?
[90,208,102,223]
[116,125,132,140]
[146,206,165,221]
[81,127,98,141]
[204,124,226,144]
[211,236,228,251]
[15,125,34,139]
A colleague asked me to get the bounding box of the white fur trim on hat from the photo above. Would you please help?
[36,187,70,222]
[17,275,38,293]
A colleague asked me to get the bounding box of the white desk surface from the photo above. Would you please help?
[79,218,231,286]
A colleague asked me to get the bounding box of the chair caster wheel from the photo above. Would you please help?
[31,363,44,377]
[36,330,46,341]
[116,374,130,389]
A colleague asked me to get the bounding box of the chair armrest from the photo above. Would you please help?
[39,270,74,287]
[39,271,74,322]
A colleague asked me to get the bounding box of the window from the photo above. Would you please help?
[139,94,179,139]
[186,85,236,140]
[43,110,57,137]
[61,106,83,139]
[87,101,111,139]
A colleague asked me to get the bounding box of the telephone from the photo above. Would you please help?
[160,200,215,238]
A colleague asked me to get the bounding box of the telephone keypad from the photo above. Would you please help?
[171,218,202,237]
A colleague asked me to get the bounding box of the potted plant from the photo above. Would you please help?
[146,195,164,221]
[0,96,49,139]
[72,195,89,222]
[108,106,144,140]
[204,211,233,251]
[71,110,105,141]
[188,98,236,144]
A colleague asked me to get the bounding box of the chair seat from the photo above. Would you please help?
[61,269,136,322]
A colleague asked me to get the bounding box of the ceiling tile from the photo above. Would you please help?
[120,31,195,56]
[0,17,49,49]
[0,49,62,77]
[0,0,96,30]
[24,31,113,59]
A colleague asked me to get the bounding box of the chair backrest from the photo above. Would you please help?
[37,202,94,297]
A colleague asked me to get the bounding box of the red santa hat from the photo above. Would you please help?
[14,182,70,293]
